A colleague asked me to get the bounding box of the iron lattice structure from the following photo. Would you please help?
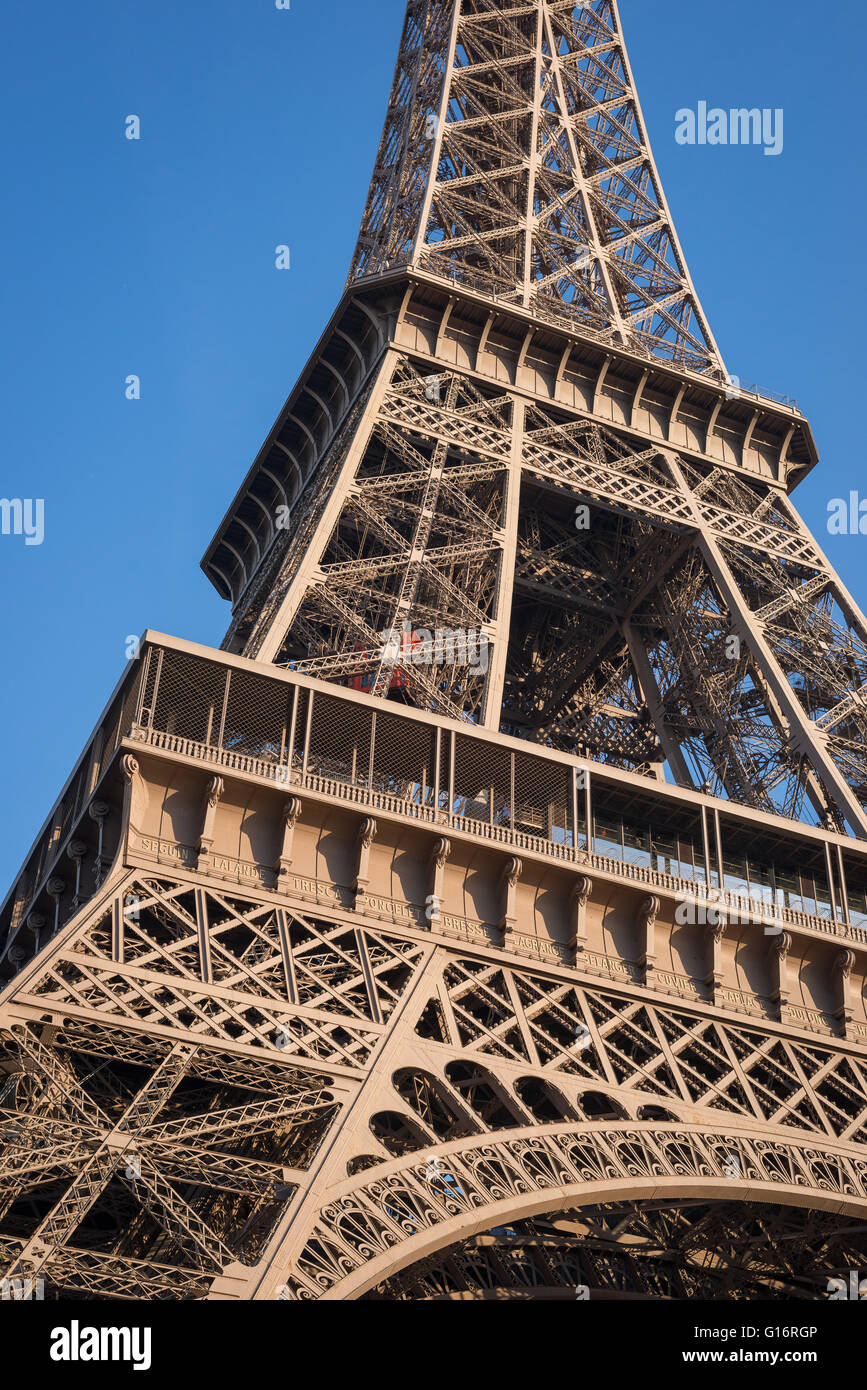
[3,0,867,1302]
[349,0,724,371]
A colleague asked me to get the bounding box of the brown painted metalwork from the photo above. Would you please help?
[3,1,867,1301]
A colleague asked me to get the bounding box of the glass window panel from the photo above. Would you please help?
[653,838,678,876]
[623,823,652,868]
[845,884,867,924]
[749,877,775,907]
[747,861,774,889]
[743,859,773,906]
[775,871,804,915]
[814,876,834,920]
[594,819,623,861]
[678,839,697,882]
[723,858,749,896]
[799,874,818,916]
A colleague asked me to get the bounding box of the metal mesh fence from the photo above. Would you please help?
[138,647,161,730]
[306,690,370,784]
[438,726,452,815]
[514,748,574,846]
[292,687,311,772]
[223,667,294,763]
[371,710,437,803]
[453,734,510,825]
[55,786,77,850]
[97,665,147,782]
[70,755,92,824]
[149,649,229,747]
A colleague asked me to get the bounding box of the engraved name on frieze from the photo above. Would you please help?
[716,986,767,1015]
[783,1003,832,1030]
[653,969,702,998]
[133,833,272,886]
[512,933,571,965]
[438,913,491,943]
[210,854,273,886]
[134,834,198,868]
[355,893,426,926]
[579,950,634,980]
[285,875,347,906]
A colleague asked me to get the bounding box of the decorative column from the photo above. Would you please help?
[121,754,148,853]
[197,776,225,870]
[274,797,303,893]
[426,837,451,926]
[568,876,592,962]
[769,930,793,1019]
[834,948,857,1037]
[353,817,377,900]
[705,919,727,1002]
[637,894,661,987]
[498,857,523,934]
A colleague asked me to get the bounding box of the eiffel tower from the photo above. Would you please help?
[3,0,867,1304]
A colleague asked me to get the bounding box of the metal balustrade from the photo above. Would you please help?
[123,641,867,947]
[4,636,867,967]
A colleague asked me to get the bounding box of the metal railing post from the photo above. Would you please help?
[217,670,231,749]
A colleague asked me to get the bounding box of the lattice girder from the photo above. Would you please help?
[4,0,867,1310]
[228,350,867,837]
[351,1,724,376]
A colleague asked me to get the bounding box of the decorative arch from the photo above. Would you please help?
[272,1121,867,1301]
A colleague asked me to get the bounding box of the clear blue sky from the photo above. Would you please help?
[1,0,865,889]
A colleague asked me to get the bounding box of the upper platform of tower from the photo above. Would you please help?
[200,0,816,611]
[350,0,725,378]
